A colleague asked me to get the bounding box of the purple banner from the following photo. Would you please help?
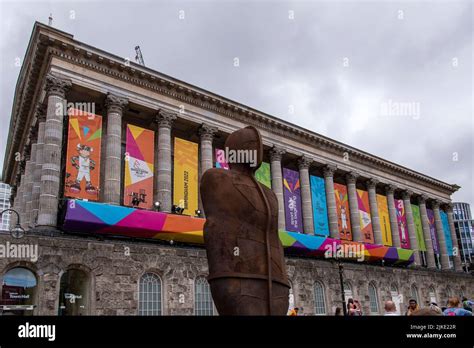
[395,199,411,249]
[283,168,303,233]
[427,208,440,255]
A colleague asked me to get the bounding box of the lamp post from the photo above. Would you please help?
[0,209,25,239]
[337,260,347,316]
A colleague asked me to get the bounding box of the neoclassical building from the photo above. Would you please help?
[1,22,472,316]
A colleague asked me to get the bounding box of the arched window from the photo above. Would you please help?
[58,269,90,316]
[138,273,162,316]
[390,284,401,314]
[368,283,379,314]
[343,281,353,303]
[446,286,452,298]
[1,267,37,316]
[410,285,419,304]
[194,276,213,316]
[428,286,437,304]
[313,281,326,315]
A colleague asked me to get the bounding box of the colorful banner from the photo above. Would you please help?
[310,175,329,236]
[283,168,303,233]
[411,205,426,251]
[357,189,374,243]
[215,148,229,170]
[377,194,392,246]
[427,209,440,255]
[63,199,415,265]
[334,183,352,240]
[255,162,272,189]
[440,211,454,256]
[123,124,154,209]
[174,138,199,216]
[64,108,102,201]
[395,199,411,249]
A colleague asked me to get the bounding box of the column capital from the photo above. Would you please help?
[36,104,47,123]
[366,178,379,190]
[199,123,218,141]
[297,155,313,170]
[431,200,441,209]
[269,146,285,162]
[345,171,359,184]
[322,164,337,178]
[106,93,128,114]
[402,190,414,200]
[417,194,428,204]
[385,184,397,195]
[445,202,454,213]
[45,74,72,98]
[155,109,177,129]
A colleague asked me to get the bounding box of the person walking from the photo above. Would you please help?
[443,297,472,316]
[384,300,399,316]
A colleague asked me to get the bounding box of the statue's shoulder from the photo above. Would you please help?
[201,168,232,186]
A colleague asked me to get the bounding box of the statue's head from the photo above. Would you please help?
[224,126,263,173]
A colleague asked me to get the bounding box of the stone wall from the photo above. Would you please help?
[0,233,472,316]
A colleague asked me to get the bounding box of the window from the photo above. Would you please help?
[194,276,213,316]
[410,285,419,304]
[313,281,326,315]
[1,267,37,315]
[138,273,162,316]
[390,284,401,315]
[428,286,437,304]
[288,280,294,313]
[58,269,90,316]
[446,286,453,299]
[368,283,379,314]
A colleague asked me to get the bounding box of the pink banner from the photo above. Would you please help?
[395,199,411,249]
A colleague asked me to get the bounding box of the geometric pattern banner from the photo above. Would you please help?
[440,210,454,256]
[426,208,440,255]
[62,199,414,265]
[310,175,330,237]
[357,189,374,243]
[411,204,426,251]
[283,168,303,233]
[173,138,199,216]
[64,108,102,201]
[395,199,411,249]
[334,183,352,240]
[255,162,272,189]
[123,124,154,209]
[377,194,392,246]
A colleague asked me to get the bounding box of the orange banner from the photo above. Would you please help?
[123,124,155,209]
[64,108,102,200]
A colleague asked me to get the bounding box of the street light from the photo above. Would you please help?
[0,209,25,239]
[337,260,347,316]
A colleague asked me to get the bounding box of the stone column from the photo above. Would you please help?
[418,195,436,269]
[23,157,33,229]
[103,93,128,205]
[37,74,71,227]
[402,190,420,266]
[446,203,463,271]
[298,155,314,235]
[155,109,177,213]
[346,171,361,242]
[367,178,382,245]
[385,184,401,248]
[198,123,217,216]
[270,147,286,231]
[32,105,46,226]
[323,164,339,239]
[17,172,25,228]
[432,200,451,270]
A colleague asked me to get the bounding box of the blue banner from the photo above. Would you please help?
[310,175,330,236]
[440,211,454,256]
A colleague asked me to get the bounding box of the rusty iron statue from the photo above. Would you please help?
[200,126,290,315]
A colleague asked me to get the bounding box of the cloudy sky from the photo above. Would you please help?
[0,0,472,206]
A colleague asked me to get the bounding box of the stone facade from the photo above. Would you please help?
[0,233,471,316]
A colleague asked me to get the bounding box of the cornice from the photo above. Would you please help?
[3,22,458,196]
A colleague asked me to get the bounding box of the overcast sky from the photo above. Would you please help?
[0,0,472,207]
